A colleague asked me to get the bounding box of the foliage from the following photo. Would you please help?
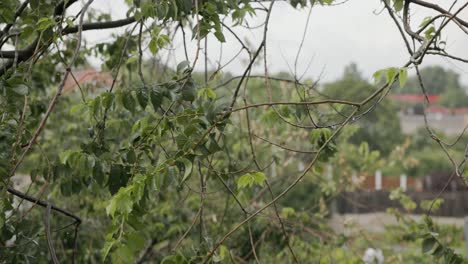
[0,0,466,263]
[323,64,403,154]
[396,65,465,94]
[439,89,468,108]
[387,189,466,264]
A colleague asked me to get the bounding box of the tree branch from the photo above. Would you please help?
[44,203,60,264]
[0,17,136,60]
[0,0,30,41]
[6,187,81,223]
[61,16,136,35]
[410,0,468,28]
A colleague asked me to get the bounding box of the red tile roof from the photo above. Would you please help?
[390,94,440,103]
[63,69,112,93]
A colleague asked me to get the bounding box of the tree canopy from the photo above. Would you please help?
[398,65,465,94]
[0,0,467,263]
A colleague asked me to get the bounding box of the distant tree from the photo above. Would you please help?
[0,0,467,263]
[323,63,403,154]
[398,65,464,94]
[439,89,468,108]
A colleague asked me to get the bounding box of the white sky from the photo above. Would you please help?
[78,0,468,86]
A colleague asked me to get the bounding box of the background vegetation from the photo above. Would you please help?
[0,0,467,263]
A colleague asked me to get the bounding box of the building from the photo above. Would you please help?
[63,68,112,93]
[390,94,468,135]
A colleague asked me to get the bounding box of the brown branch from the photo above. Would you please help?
[414,2,468,64]
[260,2,298,260]
[410,0,468,28]
[383,0,413,54]
[229,41,265,110]
[72,224,79,264]
[44,203,60,264]
[253,134,317,154]
[61,16,136,35]
[172,206,202,251]
[136,240,170,264]
[214,75,318,91]
[202,106,360,263]
[265,180,299,263]
[426,51,468,63]
[10,0,93,181]
[137,20,146,86]
[203,61,407,261]
[54,0,79,16]
[0,17,137,60]
[6,187,81,223]
[199,162,206,245]
[0,37,39,60]
[230,100,361,113]
[0,0,30,42]
[403,1,424,41]
[99,23,139,144]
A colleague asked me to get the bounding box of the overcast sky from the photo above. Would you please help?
[80,0,468,86]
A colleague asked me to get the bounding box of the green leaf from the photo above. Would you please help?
[141,1,156,18]
[122,90,136,113]
[310,128,332,145]
[372,69,385,83]
[399,68,408,88]
[0,7,15,23]
[373,67,400,85]
[70,102,87,115]
[424,26,436,40]
[358,142,369,158]
[179,158,193,184]
[126,56,138,65]
[102,92,115,109]
[125,149,137,164]
[422,237,437,253]
[93,161,106,186]
[281,207,296,218]
[198,88,216,100]
[161,254,188,264]
[385,67,398,85]
[126,232,146,253]
[136,87,148,109]
[214,30,226,42]
[60,179,73,196]
[149,38,158,55]
[12,84,29,95]
[205,88,216,99]
[181,79,197,102]
[393,0,404,12]
[237,172,266,189]
[53,164,69,182]
[432,244,444,258]
[0,198,6,230]
[176,61,190,73]
[213,245,229,262]
[111,244,134,263]
[89,96,101,118]
[443,249,455,263]
[59,150,75,164]
[109,164,131,195]
[106,186,134,217]
[102,240,115,261]
[419,16,433,28]
[150,88,163,111]
[36,17,55,31]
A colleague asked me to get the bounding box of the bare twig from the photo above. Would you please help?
[44,203,60,264]
[10,0,94,176]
